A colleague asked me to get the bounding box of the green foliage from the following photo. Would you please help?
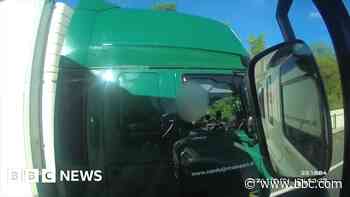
[248,34,266,56]
[152,2,176,11]
[311,42,343,110]
[208,96,241,120]
[247,34,342,110]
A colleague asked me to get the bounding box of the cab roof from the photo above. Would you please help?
[62,4,248,69]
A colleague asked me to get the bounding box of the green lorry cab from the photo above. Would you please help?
[54,3,270,196]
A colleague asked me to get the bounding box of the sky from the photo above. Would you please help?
[61,0,350,50]
[108,0,350,50]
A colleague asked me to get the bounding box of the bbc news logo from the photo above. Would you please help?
[1,169,103,183]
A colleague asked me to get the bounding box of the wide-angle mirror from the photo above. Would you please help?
[249,41,332,177]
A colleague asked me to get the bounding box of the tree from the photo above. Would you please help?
[311,42,343,110]
[152,2,176,11]
[248,34,266,56]
[207,96,241,121]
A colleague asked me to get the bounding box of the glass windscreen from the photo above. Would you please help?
[54,58,256,197]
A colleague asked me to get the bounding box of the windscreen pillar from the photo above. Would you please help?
[42,2,73,172]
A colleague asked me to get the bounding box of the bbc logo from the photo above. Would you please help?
[1,169,103,183]
[1,169,56,183]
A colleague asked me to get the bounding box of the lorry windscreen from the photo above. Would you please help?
[54,61,247,197]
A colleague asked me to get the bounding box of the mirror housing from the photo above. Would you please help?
[247,40,332,178]
[276,0,296,41]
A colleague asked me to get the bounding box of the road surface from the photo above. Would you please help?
[326,131,344,197]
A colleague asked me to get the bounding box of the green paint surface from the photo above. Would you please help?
[58,1,269,182]
[237,130,272,179]
[62,8,248,69]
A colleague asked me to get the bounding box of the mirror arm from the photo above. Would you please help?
[276,0,296,42]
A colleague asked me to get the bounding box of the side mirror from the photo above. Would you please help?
[248,40,332,178]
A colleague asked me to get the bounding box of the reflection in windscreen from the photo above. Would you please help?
[55,62,248,197]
